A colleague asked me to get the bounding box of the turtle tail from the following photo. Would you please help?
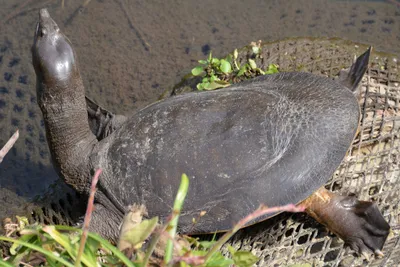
[338,47,371,93]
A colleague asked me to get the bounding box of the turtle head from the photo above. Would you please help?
[32,9,79,93]
[31,9,97,194]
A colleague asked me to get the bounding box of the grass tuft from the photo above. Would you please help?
[1,162,302,266]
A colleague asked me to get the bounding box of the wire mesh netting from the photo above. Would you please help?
[219,38,400,267]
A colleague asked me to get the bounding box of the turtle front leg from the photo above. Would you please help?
[85,96,127,140]
[300,187,390,258]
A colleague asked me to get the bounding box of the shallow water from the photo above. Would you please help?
[0,0,399,217]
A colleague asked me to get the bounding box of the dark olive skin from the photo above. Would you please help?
[32,9,389,257]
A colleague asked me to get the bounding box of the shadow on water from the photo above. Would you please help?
[0,36,58,200]
[0,149,57,197]
[0,152,61,221]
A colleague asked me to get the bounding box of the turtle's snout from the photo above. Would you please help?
[35,9,60,39]
[32,9,77,84]
[39,8,51,19]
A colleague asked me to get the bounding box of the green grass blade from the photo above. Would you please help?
[164,173,190,265]
[42,226,97,267]
[53,225,136,267]
[0,258,15,267]
[0,236,75,267]
[87,233,137,267]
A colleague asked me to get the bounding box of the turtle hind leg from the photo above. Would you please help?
[338,46,371,93]
[301,187,390,258]
[87,203,122,242]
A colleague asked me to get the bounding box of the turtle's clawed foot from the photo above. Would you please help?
[339,196,390,257]
[302,188,390,258]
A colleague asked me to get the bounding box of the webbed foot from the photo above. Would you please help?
[301,188,390,258]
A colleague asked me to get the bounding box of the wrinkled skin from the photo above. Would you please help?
[32,9,390,257]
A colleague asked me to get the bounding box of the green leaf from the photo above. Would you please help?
[198,59,208,64]
[211,57,220,66]
[10,233,36,255]
[220,59,232,74]
[210,74,219,82]
[208,52,213,62]
[265,63,279,74]
[248,59,257,70]
[199,240,217,249]
[191,66,204,76]
[202,82,211,89]
[205,252,234,267]
[197,83,205,90]
[237,65,247,76]
[190,250,207,256]
[16,216,29,230]
[256,68,265,75]
[232,251,259,267]
[203,81,231,90]
[120,217,158,248]
[215,80,231,86]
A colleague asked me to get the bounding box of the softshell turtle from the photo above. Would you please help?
[32,9,389,256]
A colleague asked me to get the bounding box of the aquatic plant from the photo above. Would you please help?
[191,41,279,91]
